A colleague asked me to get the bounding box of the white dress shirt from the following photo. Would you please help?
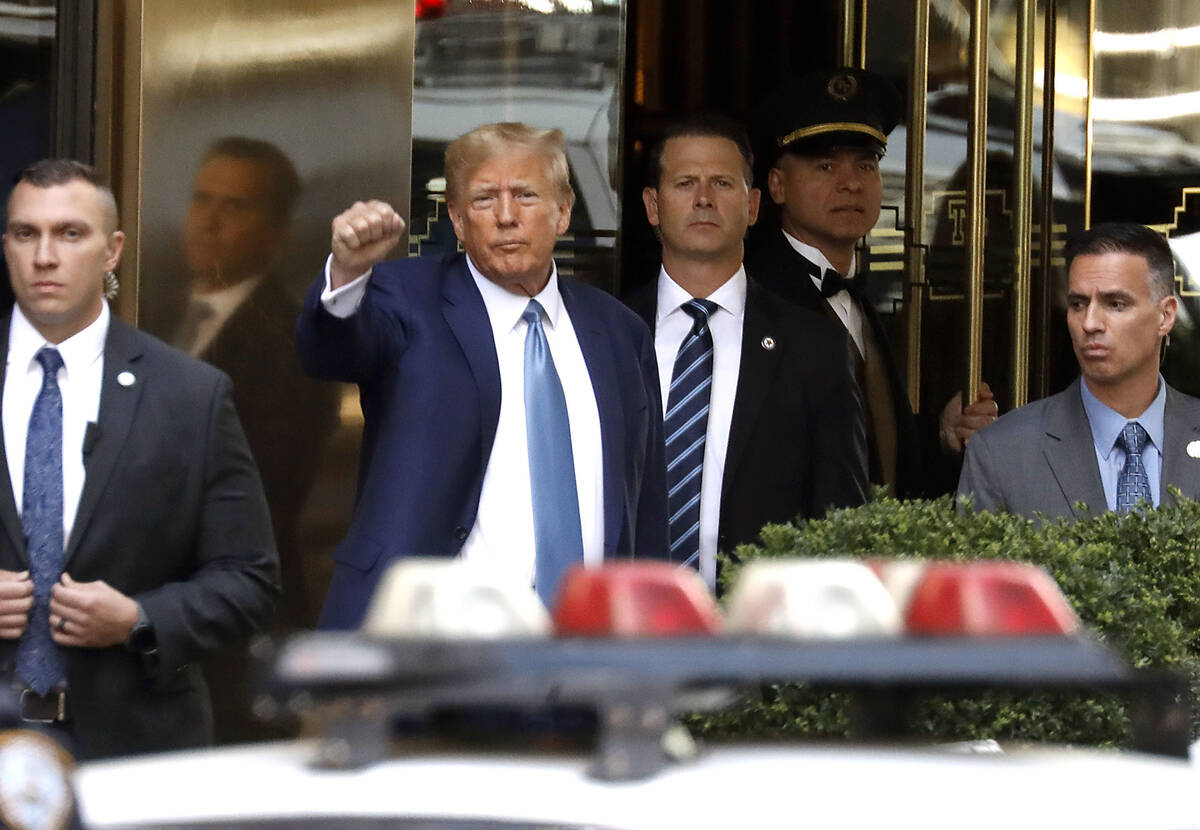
[782,230,866,357]
[321,256,605,589]
[3,302,108,543]
[652,267,745,590]
[176,275,263,357]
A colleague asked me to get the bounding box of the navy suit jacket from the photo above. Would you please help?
[298,254,669,629]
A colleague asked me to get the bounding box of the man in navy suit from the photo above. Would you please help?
[298,122,668,629]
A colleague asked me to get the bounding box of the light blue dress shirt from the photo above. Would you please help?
[1079,377,1166,510]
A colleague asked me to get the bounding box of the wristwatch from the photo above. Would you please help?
[125,604,159,673]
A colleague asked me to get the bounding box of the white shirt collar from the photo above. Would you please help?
[655,265,747,326]
[8,300,109,379]
[466,254,564,338]
[781,230,857,278]
[189,275,264,320]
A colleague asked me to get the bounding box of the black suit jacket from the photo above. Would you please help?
[195,276,339,628]
[626,275,868,554]
[746,231,925,498]
[0,312,279,759]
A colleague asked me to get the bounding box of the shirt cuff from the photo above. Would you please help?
[320,253,371,319]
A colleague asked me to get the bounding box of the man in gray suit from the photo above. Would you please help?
[958,222,1200,519]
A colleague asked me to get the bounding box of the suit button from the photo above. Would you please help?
[453,526,468,541]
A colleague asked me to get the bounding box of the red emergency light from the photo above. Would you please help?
[903,561,1080,636]
[552,562,722,636]
[416,0,446,20]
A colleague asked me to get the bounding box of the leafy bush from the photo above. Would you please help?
[691,492,1200,747]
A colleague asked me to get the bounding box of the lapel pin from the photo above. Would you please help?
[117,371,136,387]
[761,336,776,351]
[1187,440,1200,459]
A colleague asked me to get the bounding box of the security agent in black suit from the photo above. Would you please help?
[627,116,868,589]
[175,137,339,630]
[748,68,997,498]
[172,139,339,743]
[0,160,278,759]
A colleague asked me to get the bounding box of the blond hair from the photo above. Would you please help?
[444,122,574,208]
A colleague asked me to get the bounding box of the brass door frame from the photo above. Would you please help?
[848,0,1089,411]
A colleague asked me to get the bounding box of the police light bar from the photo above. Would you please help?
[262,558,1189,776]
[726,559,902,638]
[553,562,722,636]
[898,561,1080,637]
[362,558,552,639]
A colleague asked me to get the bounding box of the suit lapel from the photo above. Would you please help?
[441,256,502,472]
[722,281,778,503]
[562,279,622,554]
[0,313,25,558]
[1041,379,1106,519]
[66,317,146,565]
[1161,385,1200,506]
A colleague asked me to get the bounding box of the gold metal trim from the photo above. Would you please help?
[1035,0,1058,400]
[776,122,887,148]
[964,0,989,405]
[858,0,868,69]
[839,0,856,66]
[1084,0,1095,229]
[904,0,930,413]
[1010,0,1036,408]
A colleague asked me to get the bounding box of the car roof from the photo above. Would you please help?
[76,738,1200,830]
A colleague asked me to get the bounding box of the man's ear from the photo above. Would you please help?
[747,187,761,227]
[447,203,465,239]
[642,187,660,228]
[104,231,126,272]
[1159,294,1178,337]
[766,167,786,206]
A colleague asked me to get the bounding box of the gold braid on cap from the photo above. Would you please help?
[777,121,887,148]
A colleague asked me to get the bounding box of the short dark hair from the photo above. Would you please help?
[200,136,301,223]
[12,159,119,232]
[646,114,755,189]
[1064,222,1176,301]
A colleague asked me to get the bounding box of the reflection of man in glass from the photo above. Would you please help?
[173,138,339,739]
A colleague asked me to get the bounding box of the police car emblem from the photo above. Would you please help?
[0,731,75,830]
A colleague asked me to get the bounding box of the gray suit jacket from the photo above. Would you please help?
[958,378,1200,520]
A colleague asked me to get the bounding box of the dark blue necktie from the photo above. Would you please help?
[18,347,66,695]
[1116,421,1153,513]
[523,299,584,605]
[665,299,717,569]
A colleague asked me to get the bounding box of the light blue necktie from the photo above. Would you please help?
[665,299,717,569]
[17,347,66,695]
[523,299,584,604]
[1116,421,1153,513]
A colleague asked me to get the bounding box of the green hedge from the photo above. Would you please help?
[690,492,1200,747]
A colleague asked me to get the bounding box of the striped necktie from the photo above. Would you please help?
[665,299,717,569]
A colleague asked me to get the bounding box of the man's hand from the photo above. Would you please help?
[940,381,999,453]
[330,200,406,289]
[0,569,33,639]
[49,573,139,648]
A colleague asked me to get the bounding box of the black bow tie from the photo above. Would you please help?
[819,268,858,298]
